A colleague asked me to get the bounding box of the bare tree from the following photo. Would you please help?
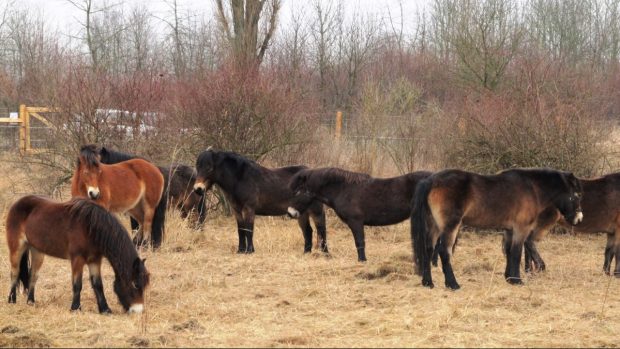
[214,0,281,69]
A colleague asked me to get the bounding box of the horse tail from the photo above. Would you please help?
[18,249,30,291]
[151,176,168,249]
[411,178,433,275]
[6,196,41,291]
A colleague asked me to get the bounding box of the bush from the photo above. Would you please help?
[442,92,612,176]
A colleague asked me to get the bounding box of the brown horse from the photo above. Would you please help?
[97,146,207,231]
[289,167,432,261]
[71,144,165,247]
[193,149,328,254]
[411,168,583,289]
[6,195,150,313]
[524,172,620,276]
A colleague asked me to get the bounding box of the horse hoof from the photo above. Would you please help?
[422,280,434,289]
[506,277,523,285]
[27,300,35,306]
[70,306,82,312]
[446,282,461,290]
[100,308,112,314]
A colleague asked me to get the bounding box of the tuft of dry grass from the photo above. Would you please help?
[0,162,619,348]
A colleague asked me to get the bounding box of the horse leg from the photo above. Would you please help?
[505,229,527,285]
[141,205,156,248]
[70,257,85,311]
[234,210,247,253]
[437,219,461,290]
[241,208,256,254]
[130,206,146,248]
[524,236,545,273]
[26,249,44,305]
[604,233,614,275]
[345,220,366,262]
[431,238,441,267]
[297,211,313,253]
[7,242,28,304]
[611,230,620,277]
[88,260,111,314]
[310,206,328,253]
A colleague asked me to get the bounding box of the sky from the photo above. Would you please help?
[13,0,430,38]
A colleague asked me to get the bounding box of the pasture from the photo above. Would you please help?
[0,169,618,347]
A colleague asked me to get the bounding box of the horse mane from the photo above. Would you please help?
[306,167,371,189]
[214,150,262,178]
[79,144,101,167]
[99,146,139,164]
[66,198,147,298]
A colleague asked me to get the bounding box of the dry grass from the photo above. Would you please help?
[0,162,619,348]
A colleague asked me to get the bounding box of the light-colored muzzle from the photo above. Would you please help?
[287,207,300,218]
[87,186,100,200]
[573,211,583,225]
[128,303,144,314]
[193,182,206,195]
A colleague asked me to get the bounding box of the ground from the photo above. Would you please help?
[0,201,618,348]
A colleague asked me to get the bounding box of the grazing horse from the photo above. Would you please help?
[411,168,583,289]
[289,167,432,262]
[71,144,164,247]
[98,146,207,230]
[523,172,620,276]
[6,195,150,313]
[192,148,328,254]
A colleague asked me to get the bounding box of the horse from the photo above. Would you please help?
[411,168,583,290]
[288,167,432,262]
[522,172,620,276]
[98,146,207,230]
[6,195,150,313]
[192,148,328,254]
[71,144,165,247]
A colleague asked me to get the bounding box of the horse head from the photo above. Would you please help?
[113,257,150,314]
[77,144,103,200]
[193,148,216,196]
[554,172,584,226]
[289,170,310,197]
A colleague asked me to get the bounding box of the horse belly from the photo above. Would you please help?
[24,220,71,259]
[109,181,145,213]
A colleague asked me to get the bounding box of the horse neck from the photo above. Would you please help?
[88,221,137,280]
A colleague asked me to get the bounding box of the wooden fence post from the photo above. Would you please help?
[335,110,343,139]
[19,104,26,153]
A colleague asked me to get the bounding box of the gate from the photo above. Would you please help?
[0,104,55,153]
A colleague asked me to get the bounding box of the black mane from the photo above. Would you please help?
[79,144,101,167]
[99,146,140,163]
[305,167,372,190]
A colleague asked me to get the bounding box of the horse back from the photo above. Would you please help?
[7,196,76,259]
[101,159,165,211]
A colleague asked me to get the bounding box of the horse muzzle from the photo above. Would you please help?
[287,207,300,218]
[193,183,206,196]
[128,303,144,314]
[572,211,584,225]
[87,187,100,200]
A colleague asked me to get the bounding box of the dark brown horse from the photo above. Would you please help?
[71,144,165,247]
[411,168,583,289]
[6,195,150,313]
[193,148,328,254]
[524,172,620,276]
[98,146,207,230]
[289,167,432,261]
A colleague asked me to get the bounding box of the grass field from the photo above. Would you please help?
[0,149,619,348]
[0,195,619,348]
